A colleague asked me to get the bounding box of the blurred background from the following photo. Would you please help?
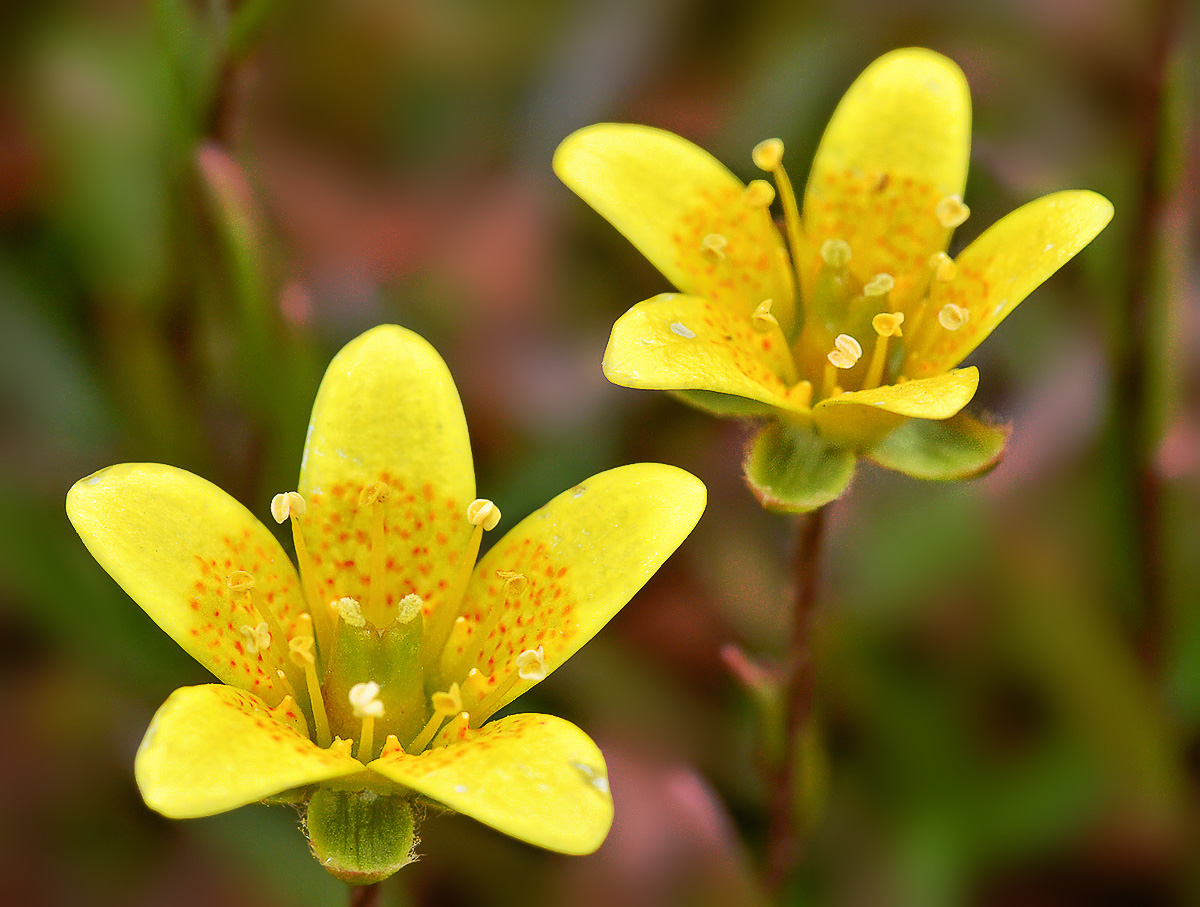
[0,0,1196,904]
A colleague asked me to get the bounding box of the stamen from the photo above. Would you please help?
[820,239,852,269]
[349,681,384,760]
[461,667,489,709]
[289,635,331,747]
[424,500,501,669]
[742,179,775,207]
[929,251,957,282]
[271,491,329,648]
[268,694,308,737]
[700,233,728,262]
[862,312,905,389]
[433,711,472,747]
[826,333,863,370]
[358,482,391,618]
[863,273,895,298]
[748,299,799,384]
[471,647,547,726]
[937,303,970,331]
[408,683,464,753]
[226,571,293,692]
[935,195,970,228]
[752,138,802,288]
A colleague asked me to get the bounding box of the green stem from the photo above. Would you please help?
[765,506,828,895]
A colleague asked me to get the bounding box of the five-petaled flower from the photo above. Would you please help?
[67,326,706,883]
[554,47,1113,512]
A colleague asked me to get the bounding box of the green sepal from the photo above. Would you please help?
[743,421,855,513]
[671,389,779,418]
[323,599,427,749]
[305,788,417,884]
[866,412,1010,480]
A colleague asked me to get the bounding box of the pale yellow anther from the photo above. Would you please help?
[938,303,970,331]
[929,251,957,282]
[432,682,463,715]
[863,273,895,297]
[397,593,423,619]
[872,312,905,338]
[226,570,255,593]
[288,634,315,666]
[742,179,776,207]
[747,300,778,334]
[752,138,784,171]
[357,481,390,507]
[332,596,365,628]
[936,195,970,228]
[467,498,501,531]
[820,239,852,268]
[349,681,384,719]
[699,233,728,262]
[827,334,863,369]
[516,646,547,682]
[496,570,528,596]
[240,622,272,654]
[270,491,306,524]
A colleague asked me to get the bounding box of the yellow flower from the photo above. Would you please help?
[554,48,1113,511]
[66,326,706,882]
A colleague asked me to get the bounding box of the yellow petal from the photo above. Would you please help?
[813,368,979,447]
[67,464,303,702]
[370,713,612,854]
[136,684,364,818]
[435,464,706,713]
[297,325,476,628]
[802,48,971,310]
[555,123,796,332]
[603,293,805,413]
[908,190,1115,377]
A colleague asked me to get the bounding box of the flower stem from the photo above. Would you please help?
[765,506,828,895]
[349,883,381,907]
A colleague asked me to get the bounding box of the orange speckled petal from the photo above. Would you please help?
[136,684,365,818]
[802,48,971,310]
[66,464,304,703]
[555,123,796,332]
[370,713,612,854]
[813,368,979,447]
[909,190,1114,377]
[603,293,806,413]
[298,325,476,629]
[436,463,705,712]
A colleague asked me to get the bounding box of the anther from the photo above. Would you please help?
[929,251,957,282]
[827,334,863,370]
[270,491,306,523]
[496,571,528,597]
[466,499,501,531]
[742,179,775,207]
[516,646,547,682]
[936,195,970,228]
[872,312,905,338]
[226,570,255,592]
[752,138,784,171]
[937,303,970,331]
[240,622,272,654]
[332,596,365,628]
[863,273,895,297]
[357,481,390,507]
[820,239,852,269]
[700,233,728,262]
[745,299,775,334]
